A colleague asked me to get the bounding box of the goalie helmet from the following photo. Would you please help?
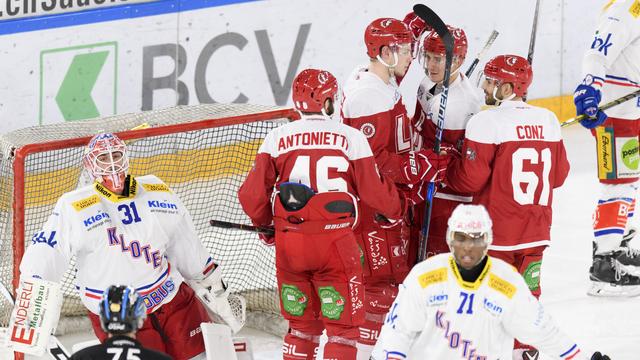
[446,204,493,247]
[483,54,533,97]
[422,25,468,59]
[364,18,412,59]
[292,68,338,114]
[83,132,129,193]
[99,285,146,335]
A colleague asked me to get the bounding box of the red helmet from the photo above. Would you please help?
[423,25,468,59]
[483,55,533,97]
[292,69,338,113]
[364,18,412,58]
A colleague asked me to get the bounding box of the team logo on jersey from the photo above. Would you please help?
[465,147,476,161]
[360,123,376,138]
[591,31,613,56]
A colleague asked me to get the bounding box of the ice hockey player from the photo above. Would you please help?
[371,204,611,360]
[17,132,239,359]
[445,54,570,359]
[238,68,413,360]
[573,0,640,296]
[340,17,450,359]
[411,25,484,257]
[70,285,171,360]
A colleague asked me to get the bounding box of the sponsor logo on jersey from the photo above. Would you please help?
[348,276,363,316]
[360,123,376,138]
[620,137,640,174]
[427,293,448,306]
[591,32,613,56]
[482,297,504,316]
[72,195,100,211]
[488,273,516,299]
[324,222,351,230]
[147,200,178,210]
[630,0,640,18]
[465,147,476,161]
[366,231,388,271]
[318,286,346,320]
[31,231,57,248]
[596,127,615,180]
[142,183,171,193]
[523,261,542,292]
[281,284,308,317]
[418,268,447,288]
[141,278,175,311]
[83,211,110,228]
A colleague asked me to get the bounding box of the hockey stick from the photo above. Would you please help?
[464,30,499,78]
[413,4,455,263]
[523,0,541,102]
[0,282,71,360]
[561,89,640,127]
[209,220,275,236]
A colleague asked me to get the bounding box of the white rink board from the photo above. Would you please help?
[0,0,604,133]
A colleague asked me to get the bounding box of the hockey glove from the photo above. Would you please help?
[590,352,610,360]
[403,11,431,58]
[574,84,607,129]
[259,233,275,246]
[401,149,451,184]
[374,213,403,229]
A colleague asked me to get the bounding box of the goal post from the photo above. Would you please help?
[0,104,298,342]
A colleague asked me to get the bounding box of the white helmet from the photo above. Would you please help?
[446,204,493,247]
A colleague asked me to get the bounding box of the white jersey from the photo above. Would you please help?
[20,175,214,315]
[372,254,584,360]
[581,0,640,119]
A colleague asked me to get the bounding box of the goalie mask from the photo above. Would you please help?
[99,285,146,335]
[83,132,129,193]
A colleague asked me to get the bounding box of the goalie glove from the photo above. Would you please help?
[187,265,246,334]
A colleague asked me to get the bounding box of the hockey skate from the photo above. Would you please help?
[588,251,640,297]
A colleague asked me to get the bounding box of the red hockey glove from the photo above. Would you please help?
[402,182,426,206]
[402,149,451,184]
[374,213,403,229]
[402,11,431,58]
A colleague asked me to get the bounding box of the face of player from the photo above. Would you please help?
[380,43,412,77]
[424,52,463,83]
[96,151,127,194]
[450,231,488,270]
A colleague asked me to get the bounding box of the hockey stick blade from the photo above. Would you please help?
[413,4,455,263]
[561,89,640,127]
[210,219,275,236]
[465,30,499,78]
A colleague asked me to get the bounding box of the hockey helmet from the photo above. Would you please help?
[446,204,493,247]
[483,54,533,97]
[422,25,468,59]
[292,69,338,114]
[83,133,129,192]
[99,285,146,335]
[364,18,412,59]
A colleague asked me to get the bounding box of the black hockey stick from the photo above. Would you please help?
[465,30,499,78]
[523,0,541,102]
[413,4,454,263]
[0,282,71,359]
[561,89,640,127]
[210,219,275,236]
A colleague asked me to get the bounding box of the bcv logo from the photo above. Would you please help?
[591,32,613,56]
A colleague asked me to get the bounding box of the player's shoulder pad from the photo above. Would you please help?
[342,73,396,118]
[608,0,640,20]
[487,257,521,299]
[137,174,173,193]
[413,253,450,289]
[462,109,500,144]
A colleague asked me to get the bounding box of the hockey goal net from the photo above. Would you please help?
[0,103,298,337]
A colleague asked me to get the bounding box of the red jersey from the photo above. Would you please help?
[341,66,413,184]
[238,114,403,227]
[446,101,570,250]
